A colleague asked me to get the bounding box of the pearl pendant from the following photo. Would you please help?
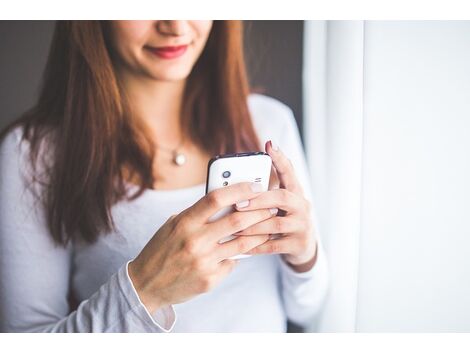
[174,152,186,166]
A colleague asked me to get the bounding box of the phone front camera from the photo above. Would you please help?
[222,171,231,178]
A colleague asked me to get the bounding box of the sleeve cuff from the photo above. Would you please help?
[117,260,177,332]
[278,243,327,280]
[277,243,329,327]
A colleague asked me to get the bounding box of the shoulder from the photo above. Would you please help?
[0,125,34,208]
[247,93,300,145]
[0,123,54,186]
[0,124,35,190]
[0,124,25,163]
[247,93,293,115]
[247,93,297,127]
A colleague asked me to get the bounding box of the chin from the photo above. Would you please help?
[148,67,193,82]
[154,75,189,82]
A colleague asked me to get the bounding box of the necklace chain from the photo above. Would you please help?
[155,136,185,154]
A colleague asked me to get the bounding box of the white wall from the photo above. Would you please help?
[356,21,470,332]
[304,21,470,332]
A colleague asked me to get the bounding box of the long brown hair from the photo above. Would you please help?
[0,20,261,246]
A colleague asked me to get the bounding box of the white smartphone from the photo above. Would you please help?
[205,151,272,259]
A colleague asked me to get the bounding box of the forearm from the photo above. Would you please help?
[1,262,176,333]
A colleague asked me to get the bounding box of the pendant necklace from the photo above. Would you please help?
[156,135,186,166]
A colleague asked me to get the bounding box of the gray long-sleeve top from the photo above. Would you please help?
[0,94,329,332]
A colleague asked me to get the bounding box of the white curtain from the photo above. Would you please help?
[303,21,365,332]
[303,20,470,332]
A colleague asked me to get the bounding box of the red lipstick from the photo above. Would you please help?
[146,45,188,59]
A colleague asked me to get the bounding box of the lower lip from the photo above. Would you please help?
[146,45,188,59]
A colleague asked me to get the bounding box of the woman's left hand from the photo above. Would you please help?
[233,140,318,272]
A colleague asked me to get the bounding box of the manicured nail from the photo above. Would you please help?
[270,140,279,151]
[270,208,278,215]
[250,182,263,193]
[236,200,250,208]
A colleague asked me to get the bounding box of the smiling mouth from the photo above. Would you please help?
[145,45,188,59]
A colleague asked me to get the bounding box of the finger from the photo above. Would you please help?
[234,188,307,214]
[215,234,270,260]
[268,165,280,190]
[208,208,278,241]
[187,181,265,222]
[233,215,303,237]
[265,140,304,194]
[244,237,294,255]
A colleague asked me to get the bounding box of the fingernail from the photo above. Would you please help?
[236,200,250,208]
[270,140,279,151]
[270,207,278,215]
[250,182,263,193]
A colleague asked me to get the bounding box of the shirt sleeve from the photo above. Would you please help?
[0,126,176,333]
[272,104,330,328]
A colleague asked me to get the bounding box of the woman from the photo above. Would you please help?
[0,20,328,332]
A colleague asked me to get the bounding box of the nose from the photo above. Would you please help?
[156,21,189,36]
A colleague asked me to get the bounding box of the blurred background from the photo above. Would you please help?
[1,20,470,333]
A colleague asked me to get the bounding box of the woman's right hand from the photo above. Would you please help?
[128,182,276,314]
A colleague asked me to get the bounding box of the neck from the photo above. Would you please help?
[121,70,187,146]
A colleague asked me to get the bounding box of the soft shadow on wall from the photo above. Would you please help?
[0,21,54,131]
[244,20,304,138]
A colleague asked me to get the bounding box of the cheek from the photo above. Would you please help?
[192,21,213,48]
[110,21,152,55]
[113,20,152,38]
